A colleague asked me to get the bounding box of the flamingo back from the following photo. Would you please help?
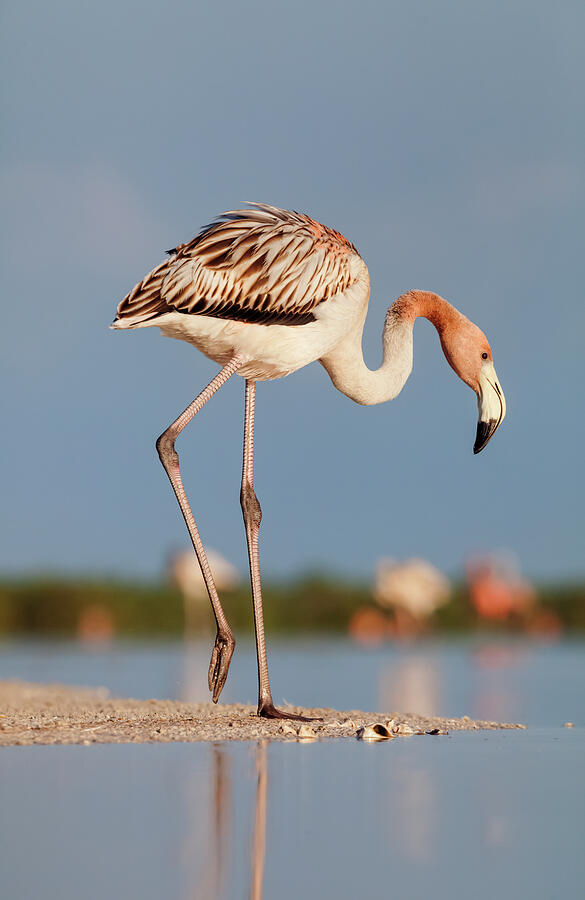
[113,203,363,328]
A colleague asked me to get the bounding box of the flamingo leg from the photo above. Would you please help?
[156,355,244,702]
[241,380,317,721]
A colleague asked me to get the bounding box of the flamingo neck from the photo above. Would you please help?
[319,290,460,406]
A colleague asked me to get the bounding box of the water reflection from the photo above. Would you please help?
[1,636,581,727]
[180,640,213,703]
[210,745,233,900]
[377,642,533,725]
[373,639,539,866]
[379,655,442,717]
[182,744,232,900]
[394,767,436,863]
[250,742,268,900]
[1,728,583,900]
[183,742,267,900]
[470,643,526,723]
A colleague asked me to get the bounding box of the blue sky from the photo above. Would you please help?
[1,0,583,581]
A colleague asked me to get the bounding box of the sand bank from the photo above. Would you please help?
[0,681,525,746]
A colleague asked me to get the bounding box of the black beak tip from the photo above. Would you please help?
[474,419,498,455]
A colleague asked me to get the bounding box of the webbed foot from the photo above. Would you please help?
[208,628,235,703]
[257,701,322,722]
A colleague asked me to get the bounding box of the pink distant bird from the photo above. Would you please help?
[112,203,506,720]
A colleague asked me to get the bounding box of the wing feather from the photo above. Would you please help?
[113,204,362,327]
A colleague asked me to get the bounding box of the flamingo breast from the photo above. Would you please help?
[152,276,370,381]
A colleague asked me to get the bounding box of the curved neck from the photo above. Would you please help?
[319,290,457,406]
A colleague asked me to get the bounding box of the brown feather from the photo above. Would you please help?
[113,203,362,328]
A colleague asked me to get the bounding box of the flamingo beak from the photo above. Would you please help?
[474,362,506,454]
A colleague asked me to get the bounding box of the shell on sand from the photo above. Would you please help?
[357,723,395,741]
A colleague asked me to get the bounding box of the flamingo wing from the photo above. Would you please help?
[114,203,361,327]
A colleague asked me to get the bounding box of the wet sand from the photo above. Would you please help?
[0,681,525,745]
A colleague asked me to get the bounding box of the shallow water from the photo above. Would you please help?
[1,637,584,899]
[0,635,583,726]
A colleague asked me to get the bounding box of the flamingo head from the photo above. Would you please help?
[438,317,506,454]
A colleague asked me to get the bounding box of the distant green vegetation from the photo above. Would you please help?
[0,574,583,637]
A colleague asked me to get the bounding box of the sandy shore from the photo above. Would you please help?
[0,681,525,746]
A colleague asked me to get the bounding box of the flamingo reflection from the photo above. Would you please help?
[250,742,268,900]
[182,742,268,899]
[183,744,232,900]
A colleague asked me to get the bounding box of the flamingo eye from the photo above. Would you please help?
[481,352,488,360]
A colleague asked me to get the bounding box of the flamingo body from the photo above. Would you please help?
[112,203,370,381]
[112,202,506,718]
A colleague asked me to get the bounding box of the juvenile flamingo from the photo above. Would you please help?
[112,203,506,719]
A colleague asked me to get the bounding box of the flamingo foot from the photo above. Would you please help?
[257,701,322,722]
[208,628,235,703]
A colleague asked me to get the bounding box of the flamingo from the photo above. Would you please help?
[112,202,506,720]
